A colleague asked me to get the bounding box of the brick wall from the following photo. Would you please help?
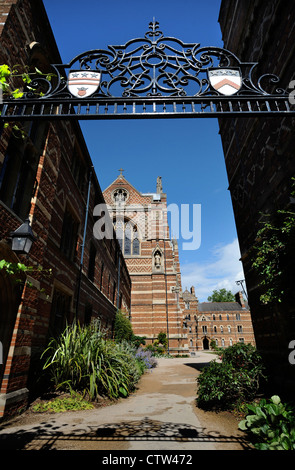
[0,0,131,419]
[218,0,295,396]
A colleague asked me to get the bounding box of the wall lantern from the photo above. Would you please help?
[11,218,36,254]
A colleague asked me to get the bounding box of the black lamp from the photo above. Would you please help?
[11,218,36,254]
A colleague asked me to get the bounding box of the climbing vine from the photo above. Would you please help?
[0,259,52,292]
[0,63,55,137]
[252,180,295,304]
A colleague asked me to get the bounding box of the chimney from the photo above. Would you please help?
[190,286,195,296]
[235,291,246,309]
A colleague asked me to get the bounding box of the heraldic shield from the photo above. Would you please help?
[67,70,101,98]
[208,68,242,96]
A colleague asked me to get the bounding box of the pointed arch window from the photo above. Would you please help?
[113,218,140,256]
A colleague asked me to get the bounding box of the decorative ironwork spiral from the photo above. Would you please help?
[24,21,287,100]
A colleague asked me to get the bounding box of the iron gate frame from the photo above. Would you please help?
[0,20,294,120]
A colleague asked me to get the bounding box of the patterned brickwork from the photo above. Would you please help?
[0,0,131,420]
[103,175,188,354]
[218,0,295,394]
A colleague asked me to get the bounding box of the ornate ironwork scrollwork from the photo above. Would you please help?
[25,20,287,100]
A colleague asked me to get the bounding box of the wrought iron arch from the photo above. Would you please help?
[1,20,294,120]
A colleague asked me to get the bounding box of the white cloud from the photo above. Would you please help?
[180,238,245,302]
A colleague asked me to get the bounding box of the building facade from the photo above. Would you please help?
[182,288,255,351]
[218,0,295,395]
[103,173,255,354]
[0,0,261,420]
[0,0,131,419]
[103,173,188,355]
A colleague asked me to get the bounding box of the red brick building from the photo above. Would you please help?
[103,173,255,355]
[218,0,295,395]
[103,173,188,354]
[0,0,130,419]
[182,288,255,352]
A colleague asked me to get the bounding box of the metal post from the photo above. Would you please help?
[116,252,121,311]
[163,238,170,354]
[75,166,93,319]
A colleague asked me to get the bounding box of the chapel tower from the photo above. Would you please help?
[103,172,189,354]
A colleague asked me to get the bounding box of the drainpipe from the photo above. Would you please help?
[75,166,93,319]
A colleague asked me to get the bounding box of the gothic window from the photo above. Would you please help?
[113,219,140,256]
[185,301,190,309]
[133,237,140,255]
[112,188,128,205]
[202,325,207,334]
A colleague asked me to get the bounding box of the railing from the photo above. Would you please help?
[1,95,293,120]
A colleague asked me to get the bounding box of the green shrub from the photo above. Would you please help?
[32,393,94,413]
[221,343,263,372]
[239,395,295,450]
[41,321,146,400]
[114,310,133,342]
[196,343,265,410]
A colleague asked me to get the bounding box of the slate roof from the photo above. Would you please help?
[198,302,248,312]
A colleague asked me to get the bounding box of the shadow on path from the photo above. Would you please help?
[0,416,252,450]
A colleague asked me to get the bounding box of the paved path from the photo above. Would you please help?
[0,353,250,451]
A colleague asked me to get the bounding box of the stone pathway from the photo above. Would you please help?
[0,353,251,451]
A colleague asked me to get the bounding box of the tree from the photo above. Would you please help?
[207,288,235,302]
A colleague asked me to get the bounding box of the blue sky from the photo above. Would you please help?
[43,0,245,301]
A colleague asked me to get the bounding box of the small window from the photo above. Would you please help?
[88,244,96,281]
[60,208,79,261]
[50,289,71,336]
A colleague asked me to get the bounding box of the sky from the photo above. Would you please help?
[43,0,245,302]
